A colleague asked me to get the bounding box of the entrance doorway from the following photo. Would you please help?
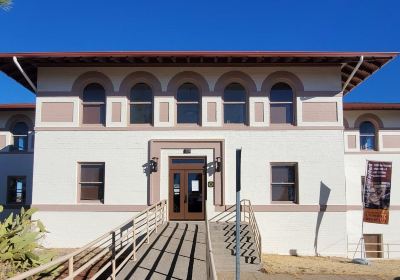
[168,157,206,220]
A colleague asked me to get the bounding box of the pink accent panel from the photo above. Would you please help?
[112,102,122,122]
[0,135,6,149]
[41,102,74,122]
[254,102,264,122]
[347,135,356,149]
[302,102,337,122]
[207,102,217,122]
[159,102,169,122]
[383,135,400,148]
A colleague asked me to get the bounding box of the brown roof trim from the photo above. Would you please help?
[344,103,400,110]
[0,51,397,94]
[0,103,35,110]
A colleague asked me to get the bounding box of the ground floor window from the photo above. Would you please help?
[79,163,105,203]
[7,176,26,204]
[364,234,383,258]
[271,163,297,203]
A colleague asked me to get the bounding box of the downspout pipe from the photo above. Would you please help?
[12,56,37,93]
[342,56,364,93]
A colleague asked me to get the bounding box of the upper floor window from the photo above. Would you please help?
[130,83,153,124]
[270,83,294,124]
[177,83,200,124]
[82,83,106,125]
[11,122,29,151]
[360,121,376,150]
[224,83,246,124]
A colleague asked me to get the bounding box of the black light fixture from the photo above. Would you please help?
[150,157,158,173]
[215,157,222,172]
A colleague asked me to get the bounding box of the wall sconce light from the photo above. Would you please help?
[215,157,222,172]
[150,157,158,173]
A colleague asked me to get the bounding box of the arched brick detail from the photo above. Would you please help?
[119,71,162,96]
[166,71,210,94]
[71,71,114,96]
[214,71,257,94]
[5,114,34,131]
[261,71,304,94]
[354,113,384,129]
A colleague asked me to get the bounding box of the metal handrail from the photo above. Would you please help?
[348,242,400,259]
[241,199,262,262]
[9,200,168,280]
[205,204,218,280]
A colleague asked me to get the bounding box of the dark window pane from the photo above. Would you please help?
[173,173,181,213]
[130,83,152,102]
[130,104,152,124]
[272,166,295,183]
[11,122,29,135]
[83,84,106,102]
[188,173,202,213]
[270,83,293,102]
[360,121,375,134]
[83,104,105,124]
[171,158,205,164]
[7,177,26,204]
[270,104,293,124]
[224,83,246,102]
[177,104,199,124]
[12,136,28,151]
[224,104,245,123]
[177,83,199,102]
[81,165,104,182]
[80,184,103,201]
[272,185,296,202]
[360,136,375,150]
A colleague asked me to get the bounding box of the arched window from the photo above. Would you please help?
[82,83,106,125]
[130,83,153,124]
[177,83,200,124]
[360,121,376,150]
[223,83,246,124]
[270,83,294,124]
[11,122,29,151]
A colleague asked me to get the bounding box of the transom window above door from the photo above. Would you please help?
[130,83,153,124]
[223,83,246,124]
[176,83,200,124]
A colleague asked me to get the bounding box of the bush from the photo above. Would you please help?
[0,205,56,277]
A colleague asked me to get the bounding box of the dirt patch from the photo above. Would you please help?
[262,254,400,278]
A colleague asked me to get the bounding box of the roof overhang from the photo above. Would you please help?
[344,102,400,110]
[0,51,397,94]
[0,103,35,110]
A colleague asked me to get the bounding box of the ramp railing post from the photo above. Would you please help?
[146,209,150,244]
[111,231,116,280]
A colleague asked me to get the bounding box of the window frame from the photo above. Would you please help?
[269,83,295,125]
[129,83,154,125]
[176,83,201,125]
[223,83,248,125]
[81,83,106,126]
[6,176,27,205]
[77,162,105,204]
[270,163,298,204]
[359,121,377,151]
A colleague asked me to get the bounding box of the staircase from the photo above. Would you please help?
[210,222,261,272]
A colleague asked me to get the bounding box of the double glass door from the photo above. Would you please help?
[169,158,205,220]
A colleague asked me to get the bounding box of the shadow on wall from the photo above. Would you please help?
[314,181,331,256]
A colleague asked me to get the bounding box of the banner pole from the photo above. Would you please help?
[235,149,242,280]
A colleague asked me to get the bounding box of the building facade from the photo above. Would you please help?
[0,51,398,258]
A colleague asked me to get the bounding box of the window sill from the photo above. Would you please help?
[0,151,33,154]
[78,200,104,204]
[271,201,298,205]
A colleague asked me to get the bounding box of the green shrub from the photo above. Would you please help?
[0,205,56,277]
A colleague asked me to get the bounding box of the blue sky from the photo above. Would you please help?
[0,0,399,104]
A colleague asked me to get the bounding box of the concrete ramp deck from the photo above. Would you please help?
[117,221,206,280]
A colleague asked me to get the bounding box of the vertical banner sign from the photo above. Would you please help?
[363,161,392,224]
